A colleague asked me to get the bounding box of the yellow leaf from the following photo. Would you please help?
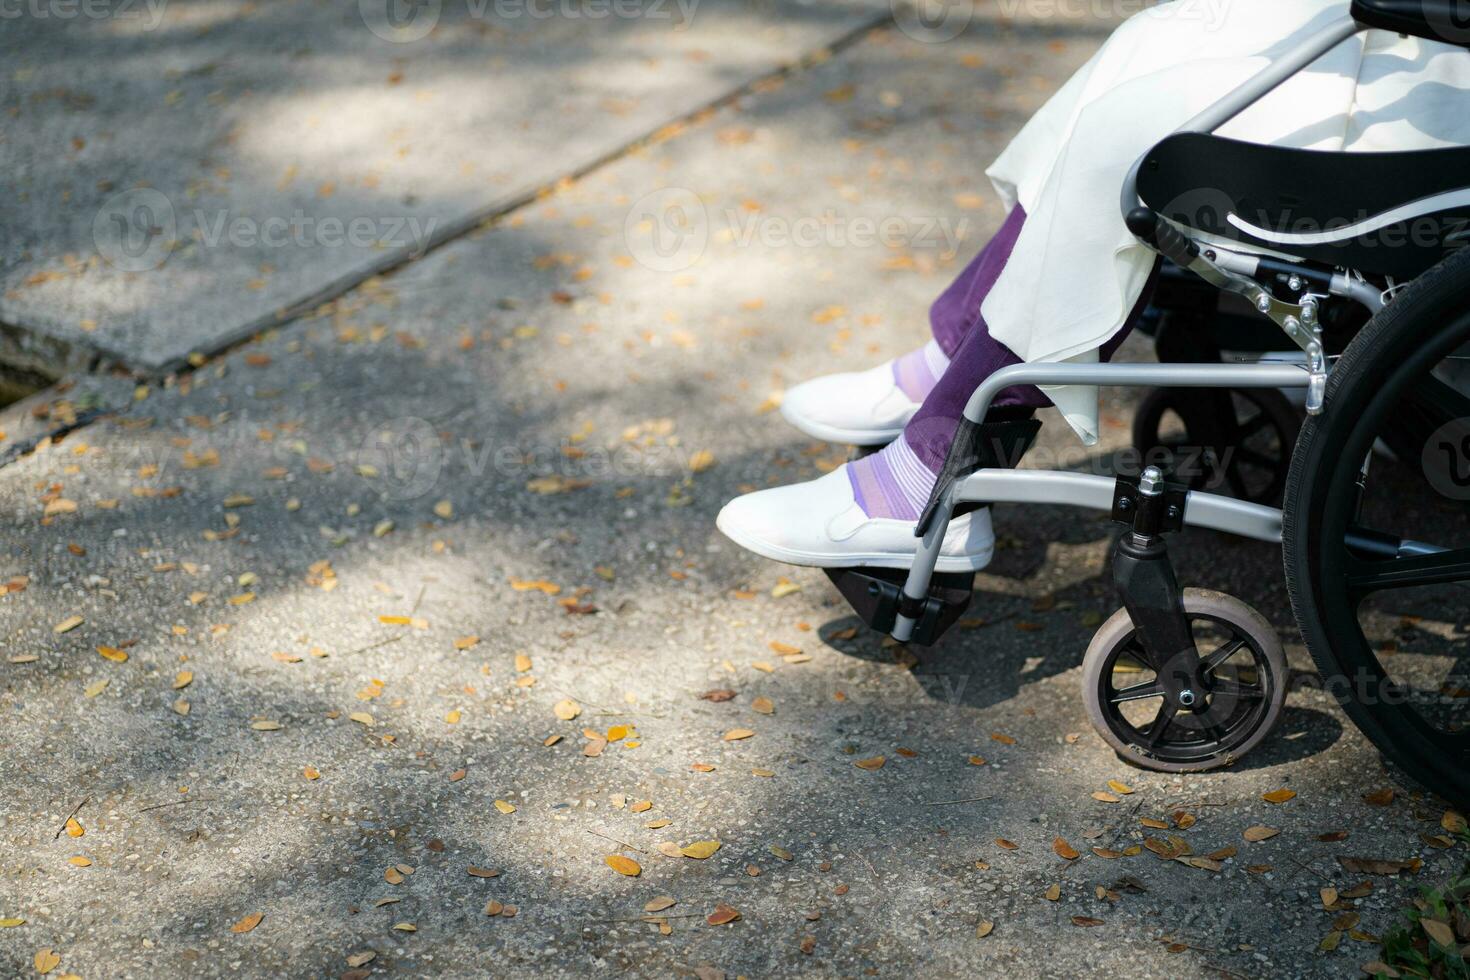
[751,696,774,715]
[173,699,190,716]
[250,720,282,731]
[96,646,128,663]
[1262,789,1297,804]
[34,949,60,974]
[53,616,84,634]
[173,671,193,690]
[723,728,755,741]
[604,854,641,876]
[606,724,630,741]
[348,712,374,726]
[645,896,676,912]
[688,450,716,473]
[1243,825,1280,842]
[83,679,108,698]
[553,699,581,721]
[1053,838,1080,861]
[67,856,91,867]
[303,766,321,780]
[680,840,722,859]
[392,922,416,932]
[768,640,801,656]
[454,635,480,650]
[434,500,454,519]
[1044,883,1061,901]
[65,818,83,838]
[854,756,885,770]
[494,799,516,814]
[0,918,24,927]
[514,653,532,673]
[976,920,995,938]
[1442,810,1467,834]
[1092,791,1120,803]
[445,710,461,724]
[1106,779,1134,795]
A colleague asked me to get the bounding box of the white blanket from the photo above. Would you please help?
[982,0,1470,441]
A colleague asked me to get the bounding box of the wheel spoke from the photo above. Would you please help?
[1347,547,1470,596]
[1210,678,1264,702]
[1406,372,1470,423]
[1236,413,1271,439]
[1234,448,1278,469]
[1141,703,1179,749]
[1201,637,1247,674]
[1109,680,1165,705]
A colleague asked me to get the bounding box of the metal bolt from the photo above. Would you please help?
[1139,466,1164,495]
[1287,274,1303,291]
[1256,294,1272,313]
[1178,689,1198,708]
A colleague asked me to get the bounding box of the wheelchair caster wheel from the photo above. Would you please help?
[1132,387,1299,504]
[1081,589,1288,773]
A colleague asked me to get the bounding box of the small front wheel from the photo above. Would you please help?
[1082,589,1288,772]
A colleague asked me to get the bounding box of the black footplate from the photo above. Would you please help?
[824,567,975,647]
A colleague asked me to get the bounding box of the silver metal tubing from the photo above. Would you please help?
[1120,14,1362,218]
[961,361,1310,424]
[954,470,1283,544]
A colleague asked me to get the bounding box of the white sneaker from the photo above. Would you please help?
[715,465,994,571]
[780,361,922,445]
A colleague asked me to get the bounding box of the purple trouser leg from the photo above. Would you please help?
[906,206,1158,471]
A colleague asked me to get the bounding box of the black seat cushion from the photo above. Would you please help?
[1138,132,1470,278]
[1352,0,1470,50]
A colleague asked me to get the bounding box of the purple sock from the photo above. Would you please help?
[890,339,950,403]
[846,436,936,521]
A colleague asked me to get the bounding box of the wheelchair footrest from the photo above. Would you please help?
[824,567,975,646]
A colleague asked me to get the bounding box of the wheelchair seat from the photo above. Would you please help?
[1351,0,1470,49]
[1138,132,1470,278]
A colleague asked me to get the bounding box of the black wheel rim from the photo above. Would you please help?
[1135,389,1294,503]
[1313,319,1470,758]
[1095,611,1279,766]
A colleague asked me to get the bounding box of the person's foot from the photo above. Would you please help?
[780,340,949,445]
[716,437,993,571]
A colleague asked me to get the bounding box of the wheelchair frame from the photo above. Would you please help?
[890,11,1419,645]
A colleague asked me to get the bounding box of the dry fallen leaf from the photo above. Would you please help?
[493,800,516,814]
[723,728,755,742]
[854,756,885,771]
[706,903,740,925]
[34,949,61,974]
[975,920,994,938]
[230,913,263,934]
[604,854,642,877]
[553,699,581,721]
[1053,838,1080,861]
[1044,883,1061,901]
[1106,779,1134,795]
[645,896,676,913]
[53,616,84,634]
[1243,825,1280,842]
[680,840,722,860]
[1262,789,1297,804]
[751,696,774,715]
[1422,918,1456,947]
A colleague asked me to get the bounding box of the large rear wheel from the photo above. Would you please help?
[1284,250,1470,807]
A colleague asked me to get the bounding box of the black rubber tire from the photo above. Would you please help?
[1082,589,1288,773]
[1132,385,1300,504]
[1283,247,1470,808]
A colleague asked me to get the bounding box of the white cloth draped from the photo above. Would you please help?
[981,0,1470,442]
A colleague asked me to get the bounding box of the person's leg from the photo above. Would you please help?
[848,243,1159,520]
[779,206,1031,443]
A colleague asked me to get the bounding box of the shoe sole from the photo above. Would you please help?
[778,402,910,447]
[716,512,994,572]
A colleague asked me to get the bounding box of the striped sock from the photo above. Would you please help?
[891,339,950,403]
[846,434,937,521]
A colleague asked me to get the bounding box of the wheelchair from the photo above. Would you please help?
[826,0,1470,805]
